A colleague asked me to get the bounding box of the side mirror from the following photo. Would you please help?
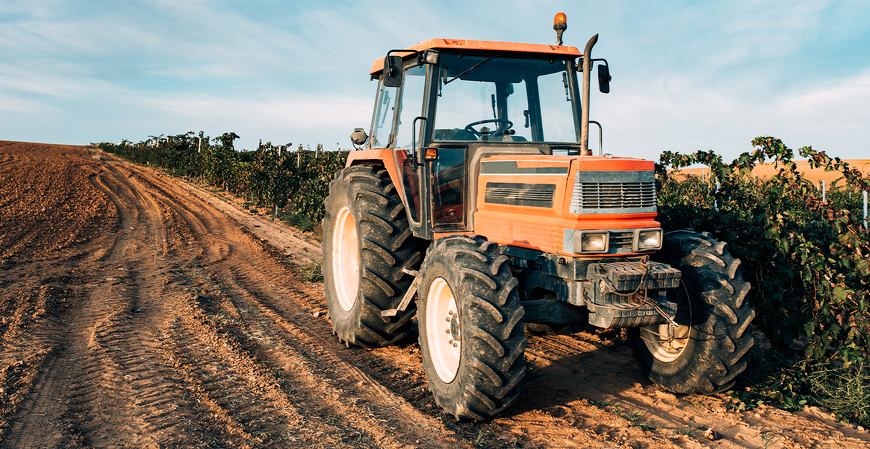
[350,128,368,147]
[598,64,611,94]
[383,55,404,88]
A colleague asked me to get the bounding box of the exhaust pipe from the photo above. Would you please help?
[580,34,598,156]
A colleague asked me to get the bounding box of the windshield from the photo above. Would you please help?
[433,53,580,143]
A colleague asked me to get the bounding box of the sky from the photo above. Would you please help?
[1,0,869,161]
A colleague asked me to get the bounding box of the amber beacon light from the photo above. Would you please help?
[553,12,567,45]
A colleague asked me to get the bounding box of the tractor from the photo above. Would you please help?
[322,13,755,421]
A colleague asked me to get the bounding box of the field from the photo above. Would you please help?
[674,159,870,183]
[1,140,868,448]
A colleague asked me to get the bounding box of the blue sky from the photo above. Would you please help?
[2,0,869,160]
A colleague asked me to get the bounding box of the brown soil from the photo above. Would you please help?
[0,140,867,448]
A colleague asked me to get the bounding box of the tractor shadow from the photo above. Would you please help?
[502,325,695,428]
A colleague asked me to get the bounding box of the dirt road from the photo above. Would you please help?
[0,141,867,448]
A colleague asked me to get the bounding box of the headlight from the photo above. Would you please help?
[573,231,609,254]
[634,228,663,251]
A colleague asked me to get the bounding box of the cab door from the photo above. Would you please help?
[392,61,434,239]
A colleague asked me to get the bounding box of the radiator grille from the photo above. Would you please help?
[570,171,656,214]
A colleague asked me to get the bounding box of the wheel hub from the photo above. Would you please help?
[449,315,461,342]
[642,323,690,362]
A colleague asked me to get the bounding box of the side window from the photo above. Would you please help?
[537,65,578,142]
[369,82,397,148]
[395,65,427,149]
[432,147,465,226]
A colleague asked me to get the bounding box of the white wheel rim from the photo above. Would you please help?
[332,206,359,312]
[426,277,461,383]
[641,323,691,363]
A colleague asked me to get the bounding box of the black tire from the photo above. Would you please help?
[418,235,527,421]
[322,166,420,347]
[630,230,756,394]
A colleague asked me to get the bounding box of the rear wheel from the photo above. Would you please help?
[322,166,420,347]
[418,235,527,420]
[630,230,755,394]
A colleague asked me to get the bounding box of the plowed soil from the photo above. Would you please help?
[0,140,867,448]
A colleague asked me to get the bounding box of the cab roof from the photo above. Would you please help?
[369,38,582,76]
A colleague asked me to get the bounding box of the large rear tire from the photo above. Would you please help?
[322,166,420,347]
[418,235,527,421]
[630,230,755,394]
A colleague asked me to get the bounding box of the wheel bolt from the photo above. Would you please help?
[453,343,458,348]
[445,329,450,334]
[449,339,454,344]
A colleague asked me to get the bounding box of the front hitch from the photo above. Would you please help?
[581,261,682,328]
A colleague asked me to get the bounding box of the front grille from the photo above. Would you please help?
[570,171,656,214]
[575,182,656,209]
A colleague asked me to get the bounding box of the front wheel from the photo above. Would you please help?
[630,230,755,394]
[418,235,527,421]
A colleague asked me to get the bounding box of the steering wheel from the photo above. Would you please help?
[464,119,514,138]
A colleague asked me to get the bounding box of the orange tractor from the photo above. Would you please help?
[323,13,754,420]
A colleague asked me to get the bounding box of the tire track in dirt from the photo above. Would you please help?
[123,161,459,448]
[4,146,463,448]
[4,161,189,447]
[0,286,71,448]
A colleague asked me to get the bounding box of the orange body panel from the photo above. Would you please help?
[474,157,570,252]
[370,38,581,76]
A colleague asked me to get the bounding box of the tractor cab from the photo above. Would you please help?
[352,39,611,240]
